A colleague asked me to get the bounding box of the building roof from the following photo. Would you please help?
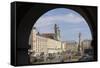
[83,39,92,41]
[40,33,56,39]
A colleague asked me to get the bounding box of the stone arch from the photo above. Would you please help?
[17,4,97,65]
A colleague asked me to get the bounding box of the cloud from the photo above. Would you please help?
[34,13,85,28]
[32,10,92,41]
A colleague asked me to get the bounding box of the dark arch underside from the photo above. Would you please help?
[15,2,97,65]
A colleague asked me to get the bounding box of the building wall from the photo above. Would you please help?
[65,41,78,52]
[47,38,62,53]
[82,40,92,49]
[62,42,67,51]
[30,30,63,55]
[32,34,47,55]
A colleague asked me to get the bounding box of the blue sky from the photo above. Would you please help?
[33,8,92,42]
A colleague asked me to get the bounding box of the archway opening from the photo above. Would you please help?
[28,8,93,64]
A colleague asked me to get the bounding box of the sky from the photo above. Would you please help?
[33,8,92,42]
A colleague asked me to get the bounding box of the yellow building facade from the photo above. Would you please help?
[29,28,64,56]
[47,38,62,53]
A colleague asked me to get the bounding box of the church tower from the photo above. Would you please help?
[54,24,60,41]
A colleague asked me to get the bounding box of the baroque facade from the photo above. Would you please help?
[29,24,64,56]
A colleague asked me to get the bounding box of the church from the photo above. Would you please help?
[28,24,66,56]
